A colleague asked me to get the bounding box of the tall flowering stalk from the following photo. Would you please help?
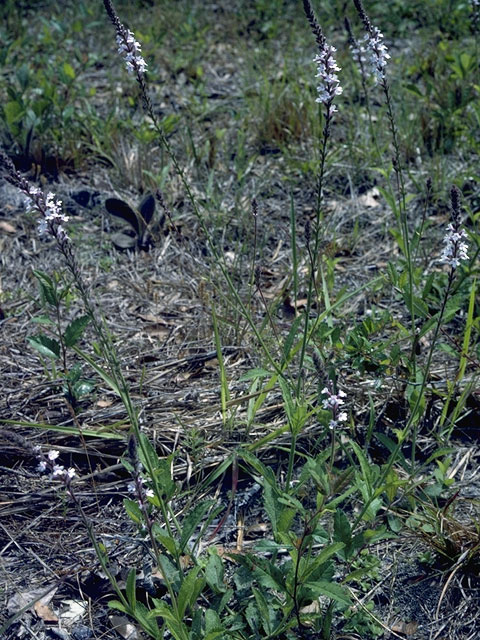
[298,0,343,397]
[352,0,416,384]
[103,0,150,109]
[0,151,125,389]
[0,149,182,627]
[355,187,470,525]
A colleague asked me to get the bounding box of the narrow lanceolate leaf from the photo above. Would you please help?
[33,270,58,307]
[303,580,351,605]
[126,567,136,610]
[63,315,90,347]
[179,500,214,552]
[27,334,60,359]
[123,498,143,525]
[177,565,204,618]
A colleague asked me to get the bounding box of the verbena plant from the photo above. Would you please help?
[0,0,478,638]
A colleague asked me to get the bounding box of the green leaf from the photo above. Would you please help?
[72,379,94,397]
[31,315,54,325]
[179,500,213,552]
[150,599,188,639]
[205,608,224,636]
[138,435,176,500]
[152,523,178,556]
[300,542,345,581]
[32,270,58,307]
[333,509,352,552]
[64,315,90,347]
[263,482,280,537]
[108,599,129,613]
[281,314,303,365]
[205,551,226,593]
[349,440,372,489]
[238,367,271,382]
[72,346,122,397]
[303,580,351,605]
[123,498,143,525]
[177,565,204,618]
[63,62,76,79]
[254,539,290,553]
[4,100,24,126]
[27,334,60,359]
[126,568,136,609]
[252,587,273,635]
[134,601,160,638]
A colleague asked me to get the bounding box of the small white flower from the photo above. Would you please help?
[145,488,154,498]
[127,481,136,493]
[48,449,60,461]
[37,460,47,472]
[65,467,76,479]
[52,464,65,477]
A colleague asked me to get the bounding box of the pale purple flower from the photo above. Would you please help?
[35,192,70,240]
[321,387,346,411]
[145,488,154,499]
[116,29,147,75]
[303,0,342,114]
[322,386,348,430]
[441,224,469,269]
[52,464,66,477]
[21,184,70,242]
[353,0,390,84]
[441,186,469,271]
[361,27,390,84]
[313,44,343,111]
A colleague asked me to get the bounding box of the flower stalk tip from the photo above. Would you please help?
[353,0,390,84]
[103,0,147,77]
[322,386,348,430]
[441,186,469,270]
[303,0,342,114]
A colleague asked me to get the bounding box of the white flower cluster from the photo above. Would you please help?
[37,449,76,479]
[322,387,348,430]
[350,41,367,67]
[362,26,390,83]
[441,223,469,270]
[29,188,70,241]
[313,44,343,112]
[116,29,147,75]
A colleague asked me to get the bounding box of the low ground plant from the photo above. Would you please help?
[1,0,479,638]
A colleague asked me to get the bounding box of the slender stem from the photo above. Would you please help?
[297,106,332,397]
